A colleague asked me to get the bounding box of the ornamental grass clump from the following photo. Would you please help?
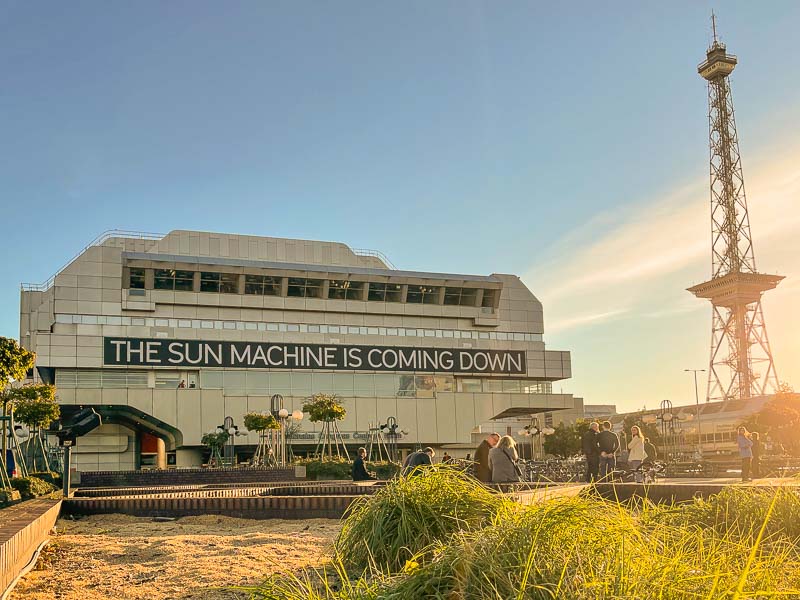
[382,494,800,599]
[335,467,506,572]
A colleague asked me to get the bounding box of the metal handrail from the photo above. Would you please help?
[20,229,164,292]
[352,248,396,270]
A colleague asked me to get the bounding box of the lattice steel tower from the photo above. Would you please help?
[687,15,783,402]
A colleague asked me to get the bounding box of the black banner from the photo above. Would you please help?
[103,337,526,375]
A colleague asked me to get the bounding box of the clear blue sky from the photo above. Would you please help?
[2,1,798,411]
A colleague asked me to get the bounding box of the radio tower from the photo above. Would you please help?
[688,14,783,403]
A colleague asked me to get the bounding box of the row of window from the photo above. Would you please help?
[55,369,553,397]
[129,268,499,307]
[53,313,544,343]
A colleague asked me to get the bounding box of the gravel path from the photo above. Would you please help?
[11,514,341,600]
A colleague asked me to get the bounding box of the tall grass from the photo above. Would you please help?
[248,472,800,600]
[335,466,507,572]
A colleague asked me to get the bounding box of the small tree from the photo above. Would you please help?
[201,430,230,467]
[303,393,349,460]
[543,421,588,459]
[10,384,59,472]
[0,337,35,488]
[243,412,280,466]
[742,382,800,456]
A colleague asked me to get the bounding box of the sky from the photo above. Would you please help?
[0,1,798,413]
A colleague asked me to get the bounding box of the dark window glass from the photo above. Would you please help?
[154,269,194,291]
[385,283,402,302]
[129,268,146,289]
[328,280,364,300]
[460,288,478,306]
[397,375,416,397]
[367,283,386,302]
[287,278,323,298]
[482,289,498,308]
[200,272,220,293]
[174,270,194,291]
[219,273,239,294]
[153,269,174,290]
[244,275,282,296]
[407,285,440,304]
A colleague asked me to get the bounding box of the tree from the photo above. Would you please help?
[243,412,280,466]
[742,382,800,456]
[10,384,59,472]
[621,413,662,445]
[201,430,230,467]
[303,393,349,460]
[543,421,589,458]
[0,337,35,487]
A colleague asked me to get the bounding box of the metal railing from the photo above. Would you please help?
[20,230,164,292]
[352,248,396,270]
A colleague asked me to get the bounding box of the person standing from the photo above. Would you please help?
[581,422,600,482]
[627,426,647,483]
[474,432,500,483]
[352,447,375,481]
[488,435,521,483]
[737,426,753,482]
[642,437,657,465]
[597,421,620,480]
[750,431,761,479]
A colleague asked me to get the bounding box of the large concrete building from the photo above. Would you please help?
[20,230,580,472]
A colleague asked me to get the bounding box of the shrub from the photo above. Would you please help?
[0,488,22,506]
[10,476,57,499]
[30,471,63,488]
[335,468,506,572]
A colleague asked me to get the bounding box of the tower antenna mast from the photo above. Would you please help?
[688,16,783,403]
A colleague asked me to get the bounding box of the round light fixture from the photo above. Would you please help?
[292,409,304,420]
[279,408,289,419]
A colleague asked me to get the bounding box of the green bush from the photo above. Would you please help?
[10,476,57,499]
[0,488,22,506]
[335,467,506,572]
[30,471,63,488]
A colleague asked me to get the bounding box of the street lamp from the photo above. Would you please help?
[685,369,706,457]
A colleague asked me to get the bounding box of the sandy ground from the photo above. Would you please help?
[11,514,341,600]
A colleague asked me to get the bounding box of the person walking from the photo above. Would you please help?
[737,426,753,482]
[627,426,647,483]
[402,447,435,477]
[488,435,521,483]
[352,447,376,481]
[750,431,761,479]
[597,421,620,480]
[474,432,500,483]
[581,422,600,482]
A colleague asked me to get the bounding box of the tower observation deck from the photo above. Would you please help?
[688,16,783,402]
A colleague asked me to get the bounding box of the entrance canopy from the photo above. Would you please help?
[56,405,183,451]
[491,406,572,420]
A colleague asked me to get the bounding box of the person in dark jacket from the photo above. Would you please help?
[642,437,658,465]
[352,447,375,481]
[581,422,600,482]
[597,421,620,480]
[474,433,500,482]
[402,447,435,476]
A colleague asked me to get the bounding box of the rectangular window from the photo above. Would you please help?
[367,282,403,302]
[415,375,435,398]
[397,375,416,397]
[244,274,282,296]
[374,374,398,396]
[154,269,194,291]
[129,268,146,289]
[287,278,323,298]
[406,285,440,304]
[433,376,454,393]
[502,379,521,393]
[482,288,498,308]
[444,287,478,306]
[200,272,238,294]
[328,280,365,300]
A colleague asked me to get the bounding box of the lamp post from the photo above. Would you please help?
[685,369,706,457]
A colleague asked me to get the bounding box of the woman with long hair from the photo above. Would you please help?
[737,426,753,482]
[627,425,647,483]
[488,435,521,483]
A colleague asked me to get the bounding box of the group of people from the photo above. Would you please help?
[737,426,762,482]
[474,432,524,483]
[582,421,657,482]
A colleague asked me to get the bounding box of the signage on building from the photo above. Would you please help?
[103,337,526,375]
